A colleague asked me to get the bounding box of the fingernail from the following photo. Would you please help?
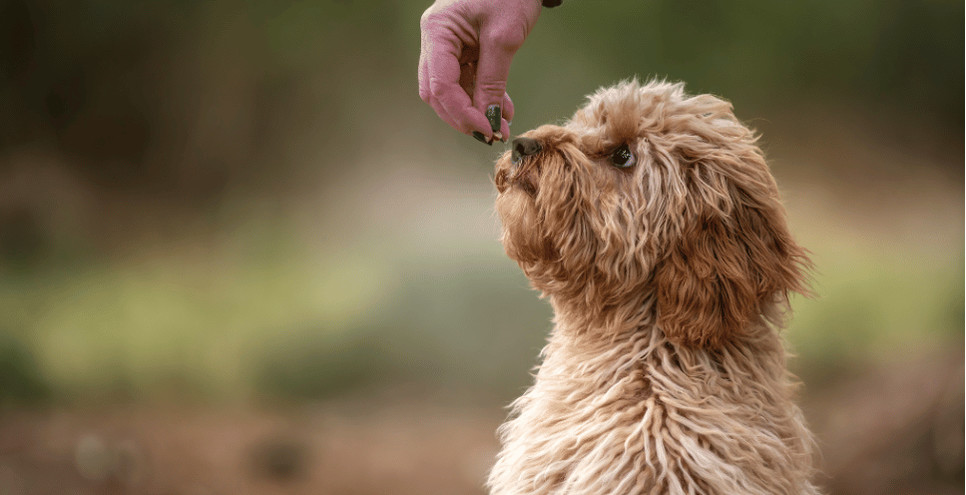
[472,131,492,145]
[486,105,501,133]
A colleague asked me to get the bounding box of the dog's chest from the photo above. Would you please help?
[490,327,811,495]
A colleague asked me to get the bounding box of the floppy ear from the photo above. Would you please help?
[655,191,810,348]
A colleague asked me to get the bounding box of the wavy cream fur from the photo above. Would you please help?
[489,80,819,494]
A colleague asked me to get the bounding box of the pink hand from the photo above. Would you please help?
[419,0,542,143]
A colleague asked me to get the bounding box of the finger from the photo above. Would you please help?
[499,116,510,141]
[418,16,433,103]
[422,55,467,134]
[428,95,461,132]
[472,25,525,130]
[502,92,514,124]
[418,48,432,103]
[420,23,466,135]
[427,36,492,136]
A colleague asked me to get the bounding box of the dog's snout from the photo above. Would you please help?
[511,137,542,164]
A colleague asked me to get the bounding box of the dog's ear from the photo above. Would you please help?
[655,187,810,348]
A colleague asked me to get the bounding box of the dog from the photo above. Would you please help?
[488,80,819,494]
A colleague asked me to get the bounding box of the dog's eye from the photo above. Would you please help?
[610,145,636,168]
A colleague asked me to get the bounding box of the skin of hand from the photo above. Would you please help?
[418,0,542,144]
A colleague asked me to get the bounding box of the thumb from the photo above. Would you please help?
[472,26,525,140]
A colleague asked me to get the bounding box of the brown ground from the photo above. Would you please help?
[0,349,961,495]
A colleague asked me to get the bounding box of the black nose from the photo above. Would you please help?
[511,137,542,164]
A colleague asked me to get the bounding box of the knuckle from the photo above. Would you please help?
[485,25,526,50]
[428,75,459,97]
[428,76,445,94]
[419,9,445,31]
[419,8,433,27]
[476,80,507,97]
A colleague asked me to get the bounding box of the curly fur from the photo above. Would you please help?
[488,80,819,494]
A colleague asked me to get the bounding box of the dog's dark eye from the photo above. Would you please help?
[610,145,636,168]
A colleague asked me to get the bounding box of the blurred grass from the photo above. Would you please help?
[790,242,963,381]
[0,208,551,403]
[0,178,959,405]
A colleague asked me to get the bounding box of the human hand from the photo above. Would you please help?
[418,0,543,144]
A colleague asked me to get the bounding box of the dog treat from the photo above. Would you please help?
[489,80,819,495]
[486,104,502,133]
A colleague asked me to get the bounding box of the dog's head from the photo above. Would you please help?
[494,80,810,347]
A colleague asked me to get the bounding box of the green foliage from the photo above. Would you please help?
[253,257,553,402]
[254,324,395,400]
[790,247,964,375]
[3,0,961,188]
[506,0,964,130]
[0,331,48,404]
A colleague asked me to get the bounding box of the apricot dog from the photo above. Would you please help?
[489,80,819,494]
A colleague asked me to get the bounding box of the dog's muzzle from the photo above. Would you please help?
[496,137,542,196]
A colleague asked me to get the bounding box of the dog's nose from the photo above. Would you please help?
[511,137,542,164]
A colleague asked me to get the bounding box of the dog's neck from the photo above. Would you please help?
[546,288,657,339]
[544,288,789,365]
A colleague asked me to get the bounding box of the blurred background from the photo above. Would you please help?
[0,0,962,493]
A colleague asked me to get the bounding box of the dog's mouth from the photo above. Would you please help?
[495,169,537,197]
[495,156,540,197]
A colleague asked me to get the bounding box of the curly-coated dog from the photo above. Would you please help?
[489,80,819,494]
